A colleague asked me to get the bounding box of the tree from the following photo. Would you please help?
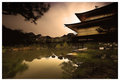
[2,2,50,24]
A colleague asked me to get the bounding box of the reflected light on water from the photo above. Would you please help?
[14,56,69,79]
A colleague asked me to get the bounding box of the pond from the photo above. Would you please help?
[15,56,70,79]
[2,43,118,79]
[2,48,78,79]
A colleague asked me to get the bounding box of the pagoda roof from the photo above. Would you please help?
[75,2,118,21]
[65,14,117,30]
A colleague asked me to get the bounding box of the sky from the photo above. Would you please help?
[2,2,112,37]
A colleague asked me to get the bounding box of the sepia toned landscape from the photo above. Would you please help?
[2,2,118,79]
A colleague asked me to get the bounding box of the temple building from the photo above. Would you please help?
[65,2,118,42]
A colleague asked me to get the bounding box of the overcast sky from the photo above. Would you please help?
[2,2,112,37]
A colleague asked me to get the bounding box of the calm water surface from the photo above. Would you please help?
[3,44,118,79]
[15,56,69,79]
[2,49,77,79]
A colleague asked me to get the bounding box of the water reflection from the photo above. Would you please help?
[2,49,75,79]
[60,61,78,79]
[15,56,69,79]
[2,44,118,79]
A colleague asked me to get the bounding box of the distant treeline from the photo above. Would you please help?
[2,25,117,46]
[2,25,79,46]
[3,26,36,46]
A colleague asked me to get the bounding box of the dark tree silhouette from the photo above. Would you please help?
[2,25,37,46]
[2,2,50,24]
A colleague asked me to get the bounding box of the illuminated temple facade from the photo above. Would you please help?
[65,3,118,42]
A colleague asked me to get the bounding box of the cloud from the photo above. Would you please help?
[3,2,111,37]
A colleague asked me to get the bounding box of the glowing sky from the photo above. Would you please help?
[2,2,111,37]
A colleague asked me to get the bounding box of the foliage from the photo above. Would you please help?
[2,2,50,24]
[64,48,118,79]
[63,42,68,48]
[55,44,61,48]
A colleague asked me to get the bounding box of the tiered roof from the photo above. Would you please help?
[65,2,118,37]
[75,3,117,22]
